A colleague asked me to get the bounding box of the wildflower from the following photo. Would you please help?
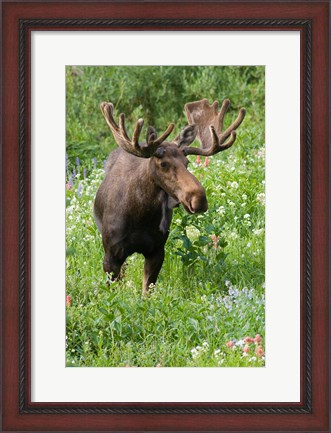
[186,225,200,239]
[211,234,220,249]
[243,345,250,353]
[228,286,239,297]
[83,168,87,179]
[256,345,264,357]
[256,192,265,205]
[217,206,225,215]
[156,363,162,367]
[76,156,80,166]
[244,336,254,344]
[228,231,238,239]
[230,181,239,189]
[77,184,83,198]
[226,340,235,348]
[254,334,262,343]
[257,147,265,159]
[227,199,235,207]
[244,213,250,219]
[214,349,221,356]
[204,157,210,167]
[72,168,76,179]
[202,341,209,348]
[196,155,201,165]
[235,340,245,348]
[66,176,73,190]
[66,295,72,307]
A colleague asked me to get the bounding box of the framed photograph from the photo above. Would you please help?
[1,1,329,432]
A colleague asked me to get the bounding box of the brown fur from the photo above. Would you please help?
[94,142,207,296]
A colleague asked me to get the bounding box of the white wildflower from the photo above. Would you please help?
[217,206,225,215]
[256,192,265,205]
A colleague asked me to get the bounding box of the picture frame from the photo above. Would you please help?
[1,1,329,432]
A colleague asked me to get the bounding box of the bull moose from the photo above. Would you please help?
[94,99,246,295]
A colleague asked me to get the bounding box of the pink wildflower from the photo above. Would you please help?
[196,155,201,165]
[66,182,72,190]
[256,345,264,357]
[254,334,262,343]
[243,345,250,353]
[226,340,235,348]
[244,336,254,344]
[204,157,210,167]
[211,234,220,249]
[66,295,72,307]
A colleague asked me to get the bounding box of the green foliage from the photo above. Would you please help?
[66,66,265,367]
[66,65,264,165]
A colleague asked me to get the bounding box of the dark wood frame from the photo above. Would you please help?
[1,1,329,432]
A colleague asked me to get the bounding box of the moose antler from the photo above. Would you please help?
[182,98,246,156]
[100,102,175,158]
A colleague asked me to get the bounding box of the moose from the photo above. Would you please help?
[94,99,246,295]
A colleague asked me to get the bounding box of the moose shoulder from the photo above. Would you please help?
[94,100,246,295]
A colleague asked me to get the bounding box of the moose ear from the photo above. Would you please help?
[173,124,198,148]
[153,147,165,158]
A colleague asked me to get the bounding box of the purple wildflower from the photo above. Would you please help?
[83,168,87,179]
[76,156,80,166]
[77,184,83,198]
[93,157,97,169]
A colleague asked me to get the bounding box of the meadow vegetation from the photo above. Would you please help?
[66,66,265,367]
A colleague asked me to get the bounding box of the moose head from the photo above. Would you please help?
[94,99,246,295]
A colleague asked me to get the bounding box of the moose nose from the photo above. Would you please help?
[190,192,208,213]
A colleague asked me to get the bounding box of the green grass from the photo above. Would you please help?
[66,65,265,367]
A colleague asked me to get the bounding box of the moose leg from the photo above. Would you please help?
[142,248,165,296]
[103,243,127,285]
[103,253,124,282]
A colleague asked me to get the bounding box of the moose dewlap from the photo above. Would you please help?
[94,99,246,296]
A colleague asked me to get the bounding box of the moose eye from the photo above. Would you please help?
[160,161,169,169]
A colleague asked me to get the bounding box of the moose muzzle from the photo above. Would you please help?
[180,188,208,214]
